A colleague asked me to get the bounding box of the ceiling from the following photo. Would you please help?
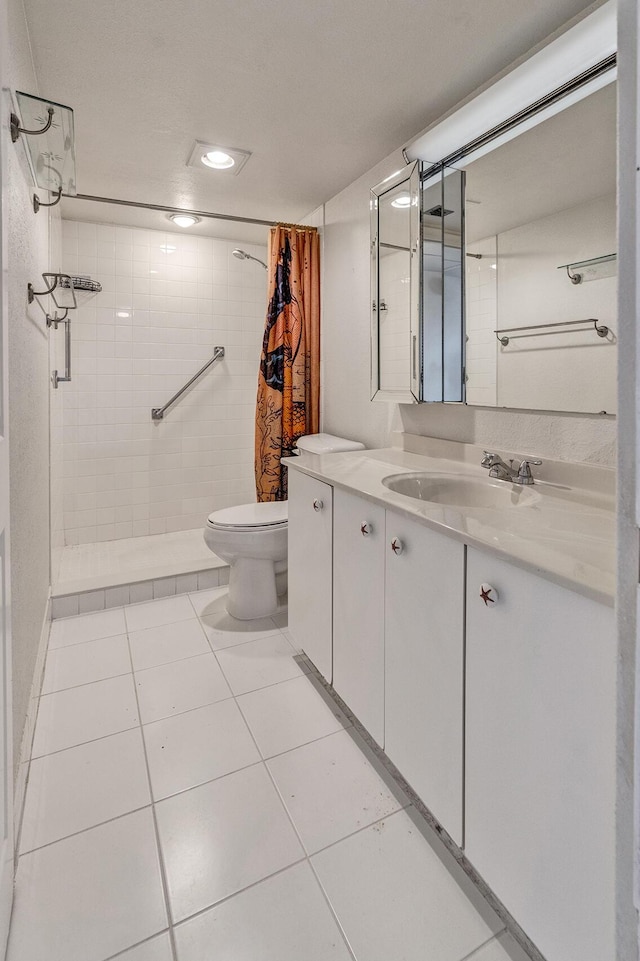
[22,0,602,237]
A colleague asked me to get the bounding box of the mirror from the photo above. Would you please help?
[463,81,617,414]
[371,163,464,403]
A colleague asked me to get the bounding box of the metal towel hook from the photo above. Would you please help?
[10,105,54,143]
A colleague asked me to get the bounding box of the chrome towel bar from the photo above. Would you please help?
[151,346,225,420]
[494,318,609,347]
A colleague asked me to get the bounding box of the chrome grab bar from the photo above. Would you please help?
[151,346,225,420]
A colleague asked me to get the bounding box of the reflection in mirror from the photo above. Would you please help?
[378,180,412,393]
[463,81,616,414]
[422,167,464,402]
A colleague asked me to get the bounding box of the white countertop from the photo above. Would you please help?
[285,437,615,606]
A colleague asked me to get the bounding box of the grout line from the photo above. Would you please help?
[18,801,154,858]
[28,722,141,763]
[124,628,180,961]
[47,628,129,652]
[40,667,132,698]
[103,929,173,961]
[149,758,264,806]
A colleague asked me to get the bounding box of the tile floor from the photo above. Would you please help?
[8,588,528,961]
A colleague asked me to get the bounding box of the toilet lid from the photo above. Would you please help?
[207,501,288,529]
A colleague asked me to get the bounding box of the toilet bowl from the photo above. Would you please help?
[204,502,288,620]
[204,433,366,620]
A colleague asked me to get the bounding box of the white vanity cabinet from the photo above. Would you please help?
[384,516,464,846]
[465,547,616,961]
[288,470,334,680]
[332,489,386,745]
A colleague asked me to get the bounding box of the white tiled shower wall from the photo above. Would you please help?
[60,221,268,546]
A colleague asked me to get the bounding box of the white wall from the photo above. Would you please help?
[5,0,52,781]
[320,145,616,466]
[59,221,267,547]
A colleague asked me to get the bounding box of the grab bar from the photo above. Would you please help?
[151,346,225,420]
[47,311,71,388]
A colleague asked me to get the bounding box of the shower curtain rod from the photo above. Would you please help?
[62,193,315,230]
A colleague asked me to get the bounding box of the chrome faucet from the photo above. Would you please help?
[481,451,542,486]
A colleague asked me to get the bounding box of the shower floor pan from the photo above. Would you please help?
[52,528,229,618]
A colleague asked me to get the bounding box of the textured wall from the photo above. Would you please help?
[320,145,616,467]
[6,0,51,781]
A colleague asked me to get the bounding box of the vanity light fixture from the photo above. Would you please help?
[186,140,252,176]
[168,213,201,228]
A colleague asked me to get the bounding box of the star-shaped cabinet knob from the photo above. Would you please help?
[479,583,499,606]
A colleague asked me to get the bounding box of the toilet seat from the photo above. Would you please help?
[207,501,288,533]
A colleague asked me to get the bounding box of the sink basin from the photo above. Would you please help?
[382,472,539,509]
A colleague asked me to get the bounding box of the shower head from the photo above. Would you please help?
[233,249,268,270]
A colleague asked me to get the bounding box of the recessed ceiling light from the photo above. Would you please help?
[169,214,201,228]
[159,244,176,254]
[116,310,131,318]
[186,140,252,176]
[391,194,411,208]
[202,151,234,169]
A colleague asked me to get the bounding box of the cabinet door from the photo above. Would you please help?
[333,489,385,745]
[384,514,464,846]
[465,547,616,961]
[288,470,333,680]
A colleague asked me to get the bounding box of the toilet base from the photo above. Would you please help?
[226,556,278,620]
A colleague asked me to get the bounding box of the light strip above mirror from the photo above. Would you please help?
[404,0,616,167]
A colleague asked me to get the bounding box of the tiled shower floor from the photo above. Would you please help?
[8,588,527,961]
[54,529,224,596]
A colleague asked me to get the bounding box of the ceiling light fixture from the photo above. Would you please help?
[202,151,234,170]
[169,214,201,228]
[186,140,252,176]
[391,194,411,208]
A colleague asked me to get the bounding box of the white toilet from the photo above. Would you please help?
[203,433,365,620]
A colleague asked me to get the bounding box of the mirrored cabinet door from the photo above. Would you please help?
[371,162,464,403]
[370,161,421,403]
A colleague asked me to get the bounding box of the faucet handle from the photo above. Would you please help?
[516,458,542,485]
[481,450,496,467]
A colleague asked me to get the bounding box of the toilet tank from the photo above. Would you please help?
[295,433,365,454]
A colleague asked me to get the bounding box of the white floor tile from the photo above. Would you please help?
[191,589,281,649]
[32,675,140,757]
[41,634,131,694]
[268,729,406,853]
[49,608,127,649]
[125,595,196,633]
[312,809,502,961]
[155,764,304,922]
[7,810,167,961]
[215,634,307,695]
[187,587,228,618]
[129,619,210,671]
[20,729,150,853]
[135,653,231,724]
[174,861,352,961]
[466,932,530,961]
[143,700,260,800]
[237,675,350,758]
[116,933,173,961]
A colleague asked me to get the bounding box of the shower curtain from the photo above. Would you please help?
[255,225,320,501]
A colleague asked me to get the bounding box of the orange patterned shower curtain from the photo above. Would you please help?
[255,225,320,501]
